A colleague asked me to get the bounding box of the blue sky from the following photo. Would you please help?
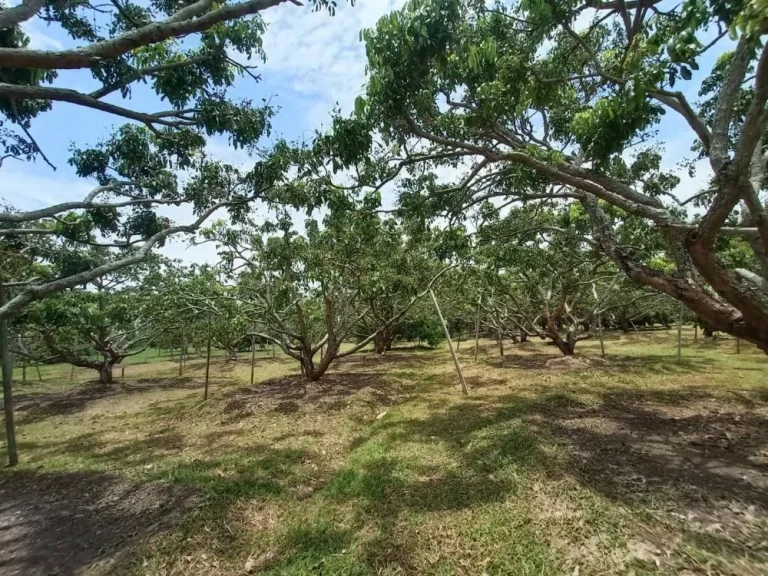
[2,0,408,262]
[1,0,728,264]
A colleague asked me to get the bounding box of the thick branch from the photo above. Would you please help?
[0,0,296,69]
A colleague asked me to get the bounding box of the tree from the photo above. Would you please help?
[205,206,452,381]
[13,258,160,383]
[320,0,768,351]
[0,0,351,321]
[476,209,621,356]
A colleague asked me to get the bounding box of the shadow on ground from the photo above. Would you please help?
[0,470,199,576]
[12,377,205,425]
[223,372,406,420]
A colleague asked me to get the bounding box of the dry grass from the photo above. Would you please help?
[1,330,767,575]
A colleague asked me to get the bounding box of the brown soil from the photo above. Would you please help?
[223,372,405,418]
[0,471,200,576]
[526,389,768,568]
[13,377,204,424]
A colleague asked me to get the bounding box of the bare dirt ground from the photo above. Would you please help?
[0,471,199,576]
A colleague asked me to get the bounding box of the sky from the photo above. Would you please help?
[1,0,726,265]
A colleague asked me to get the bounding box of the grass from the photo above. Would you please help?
[1,329,767,575]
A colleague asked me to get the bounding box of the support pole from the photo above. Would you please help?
[736,338,741,354]
[474,299,480,363]
[630,320,640,341]
[35,365,42,381]
[677,302,683,364]
[178,327,184,377]
[22,362,26,384]
[0,282,18,466]
[430,289,468,396]
[121,366,125,380]
[204,313,212,400]
[250,336,256,386]
[70,365,75,381]
[598,314,605,358]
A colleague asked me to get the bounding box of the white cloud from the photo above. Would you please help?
[21,19,63,50]
[0,167,90,210]
[257,0,406,130]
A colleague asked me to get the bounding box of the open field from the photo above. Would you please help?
[1,330,766,575]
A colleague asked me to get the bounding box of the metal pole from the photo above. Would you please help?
[598,314,605,358]
[178,327,184,377]
[204,313,212,400]
[0,282,18,466]
[677,302,683,364]
[430,289,468,396]
[250,336,256,386]
[474,298,481,363]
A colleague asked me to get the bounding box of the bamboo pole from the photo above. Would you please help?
[474,299,480,363]
[598,314,605,358]
[0,281,18,466]
[204,313,212,400]
[250,336,256,386]
[430,289,468,396]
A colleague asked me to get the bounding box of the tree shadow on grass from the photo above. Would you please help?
[222,372,407,422]
[12,377,206,426]
[0,469,200,576]
[329,385,768,572]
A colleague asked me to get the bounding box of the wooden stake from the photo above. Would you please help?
[0,281,18,466]
[677,302,683,364]
[250,336,256,386]
[70,365,75,381]
[474,299,480,363]
[694,324,698,342]
[204,313,212,400]
[272,342,276,358]
[736,338,741,354]
[497,330,504,357]
[430,289,468,396]
[121,365,125,379]
[598,314,605,358]
[22,362,26,384]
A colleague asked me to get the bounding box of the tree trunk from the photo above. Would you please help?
[551,333,576,356]
[98,363,114,385]
[0,281,18,466]
[519,330,528,343]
